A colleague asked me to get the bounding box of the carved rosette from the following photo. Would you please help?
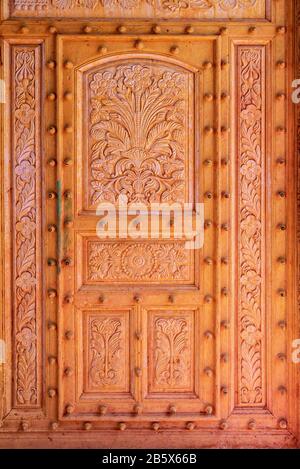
[87,241,190,282]
[12,46,42,406]
[237,46,265,405]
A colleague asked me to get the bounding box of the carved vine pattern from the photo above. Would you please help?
[13,48,40,405]
[13,0,258,12]
[238,47,264,404]
[87,241,189,281]
[88,64,187,205]
[154,317,190,387]
[89,317,123,387]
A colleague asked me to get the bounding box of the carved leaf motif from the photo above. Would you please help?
[87,63,188,205]
[154,317,190,387]
[87,241,190,282]
[238,47,264,404]
[13,0,258,11]
[13,48,39,406]
[89,318,123,387]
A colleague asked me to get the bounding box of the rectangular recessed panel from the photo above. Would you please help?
[83,310,130,394]
[10,0,269,20]
[147,309,195,394]
[82,238,194,285]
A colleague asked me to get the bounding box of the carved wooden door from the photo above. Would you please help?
[0,0,299,449]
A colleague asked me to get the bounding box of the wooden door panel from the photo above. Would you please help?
[0,0,299,448]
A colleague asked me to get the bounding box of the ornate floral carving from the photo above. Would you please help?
[237,47,264,405]
[13,0,258,11]
[89,317,124,388]
[88,64,188,205]
[152,316,191,389]
[87,241,190,282]
[12,47,41,406]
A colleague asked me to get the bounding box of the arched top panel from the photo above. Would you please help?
[76,55,197,208]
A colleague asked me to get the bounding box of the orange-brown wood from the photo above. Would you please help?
[0,0,299,449]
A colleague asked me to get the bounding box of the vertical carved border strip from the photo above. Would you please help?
[11,45,42,407]
[236,45,266,406]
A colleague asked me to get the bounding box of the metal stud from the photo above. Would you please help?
[48,191,57,200]
[204,219,212,229]
[221,223,229,231]
[278,418,287,429]
[135,367,142,377]
[221,352,229,363]
[221,287,228,297]
[219,419,228,430]
[64,60,74,69]
[83,25,92,33]
[134,294,141,303]
[47,258,57,266]
[277,288,286,298]
[84,422,92,430]
[277,157,286,165]
[170,46,179,55]
[204,93,214,102]
[99,405,107,415]
[169,405,176,415]
[63,157,73,166]
[278,320,287,329]
[21,421,29,431]
[221,385,228,395]
[64,218,73,228]
[64,91,72,101]
[277,190,286,198]
[64,189,72,199]
[276,92,286,101]
[47,289,57,299]
[204,126,214,135]
[64,124,73,134]
[48,388,56,398]
[186,422,195,430]
[278,385,287,395]
[222,191,230,199]
[47,92,56,101]
[134,404,142,415]
[48,126,57,135]
[221,257,229,265]
[63,257,73,266]
[185,25,194,34]
[248,419,256,430]
[135,331,142,340]
[98,45,108,54]
[152,24,161,34]
[248,26,256,34]
[118,25,127,33]
[276,126,286,134]
[277,256,286,264]
[205,404,213,415]
[204,257,213,265]
[118,422,127,431]
[221,60,229,69]
[221,92,229,101]
[221,320,230,329]
[204,330,214,340]
[47,60,56,69]
[48,158,57,167]
[65,330,74,340]
[135,39,144,50]
[204,367,213,377]
[64,295,73,304]
[64,367,73,377]
[48,26,57,34]
[219,27,228,35]
[51,422,59,430]
[98,294,105,303]
[221,126,230,135]
[48,224,57,233]
[276,60,286,69]
[48,355,57,365]
[48,321,57,331]
[278,223,287,231]
[20,25,29,34]
[168,294,175,303]
[277,26,286,35]
[205,191,213,199]
[203,61,213,70]
[65,404,74,415]
[204,295,213,304]
[277,352,286,361]
[221,158,229,166]
[152,422,160,431]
